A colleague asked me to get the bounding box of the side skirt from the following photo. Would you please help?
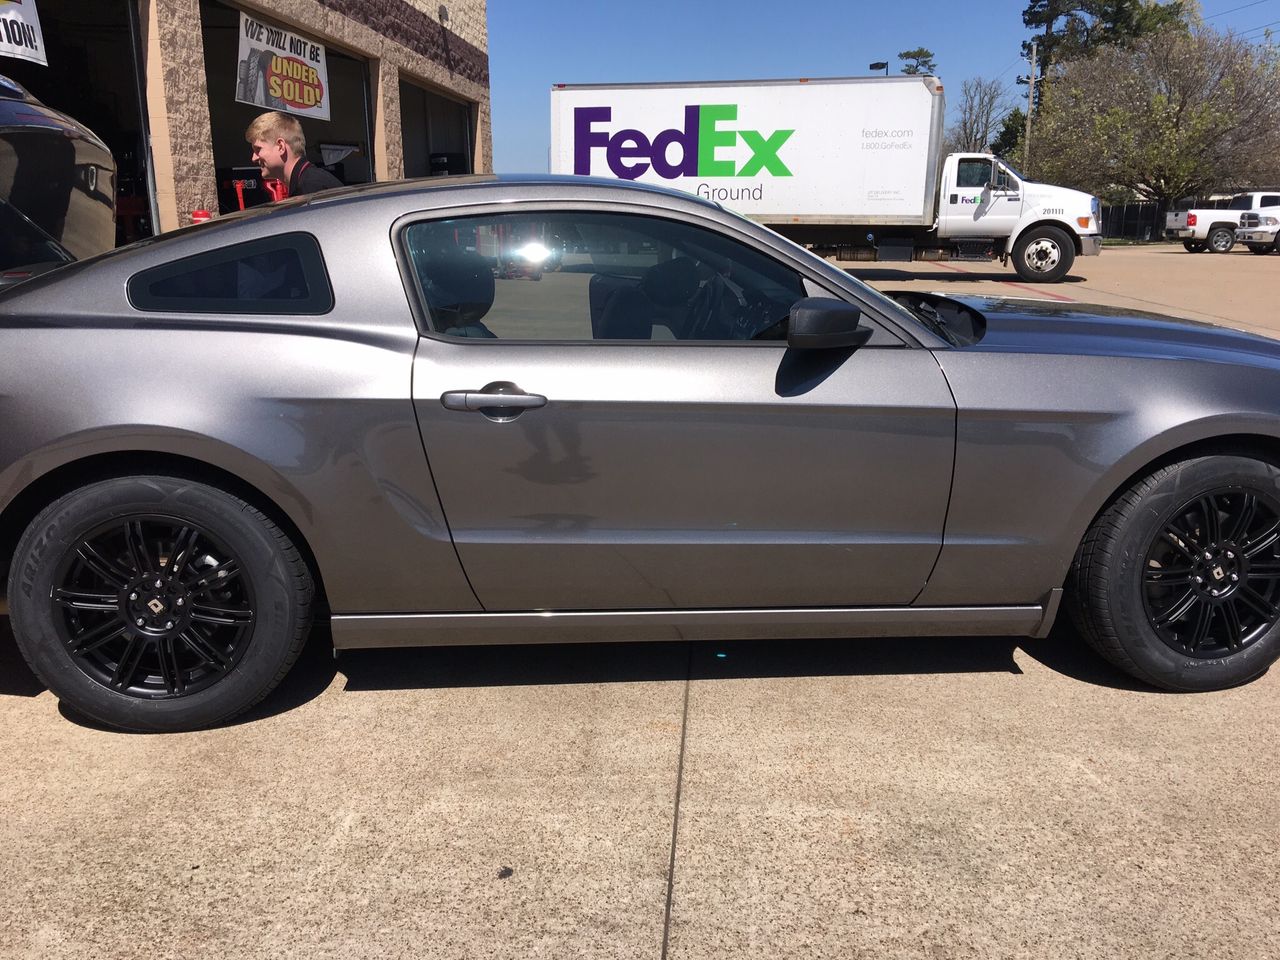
[330,605,1045,650]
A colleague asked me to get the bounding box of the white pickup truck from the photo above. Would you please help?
[1236,210,1280,255]
[1166,191,1280,253]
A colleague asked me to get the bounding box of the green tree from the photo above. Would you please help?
[1030,26,1280,206]
[1022,0,1186,69]
[990,107,1026,158]
[898,48,938,75]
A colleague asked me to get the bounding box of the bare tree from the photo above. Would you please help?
[1030,25,1280,204]
[946,77,1014,153]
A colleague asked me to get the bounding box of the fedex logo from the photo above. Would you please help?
[573,105,794,180]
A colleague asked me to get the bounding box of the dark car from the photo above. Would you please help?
[0,75,116,287]
[3,174,1280,732]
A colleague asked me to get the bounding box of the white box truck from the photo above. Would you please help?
[550,76,1102,283]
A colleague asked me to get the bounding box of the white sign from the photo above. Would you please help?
[551,79,939,222]
[235,11,330,121]
[0,0,47,67]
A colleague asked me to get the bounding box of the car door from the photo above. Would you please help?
[940,156,1024,239]
[403,205,956,612]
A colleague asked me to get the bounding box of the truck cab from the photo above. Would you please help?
[937,153,1102,282]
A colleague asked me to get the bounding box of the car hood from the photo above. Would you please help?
[937,294,1280,367]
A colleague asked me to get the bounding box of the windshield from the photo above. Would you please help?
[997,159,1029,182]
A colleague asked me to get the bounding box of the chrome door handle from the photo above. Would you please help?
[440,390,548,412]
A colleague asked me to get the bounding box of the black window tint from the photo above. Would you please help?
[956,160,990,188]
[403,211,806,343]
[129,233,332,313]
[1262,196,1280,208]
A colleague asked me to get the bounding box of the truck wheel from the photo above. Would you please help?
[1247,244,1271,255]
[1012,226,1075,283]
[1207,227,1235,253]
[6,476,313,732]
[1183,240,1206,253]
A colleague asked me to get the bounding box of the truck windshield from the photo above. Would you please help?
[998,160,1029,182]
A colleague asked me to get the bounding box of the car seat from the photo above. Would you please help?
[417,251,497,337]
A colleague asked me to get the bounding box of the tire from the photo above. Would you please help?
[1069,456,1280,692]
[1206,226,1235,253]
[1247,244,1271,255]
[1012,225,1076,283]
[6,476,313,732]
[1182,240,1206,253]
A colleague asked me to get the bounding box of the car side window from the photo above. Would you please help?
[955,159,990,189]
[402,212,807,342]
[128,233,333,314]
[1262,196,1280,208]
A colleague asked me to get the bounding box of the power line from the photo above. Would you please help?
[1205,0,1273,20]
[1239,16,1280,36]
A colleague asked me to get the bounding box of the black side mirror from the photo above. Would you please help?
[787,297,872,350]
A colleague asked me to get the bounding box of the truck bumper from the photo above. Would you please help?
[1165,228,1194,240]
[1237,229,1278,244]
[1079,235,1103,257]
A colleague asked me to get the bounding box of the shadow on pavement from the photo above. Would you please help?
[338,634,1033,692]
[0,616,44,697]
[1016,618,1167,693]
[847,267,1086,284]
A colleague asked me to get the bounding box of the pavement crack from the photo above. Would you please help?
[661,642,693,960]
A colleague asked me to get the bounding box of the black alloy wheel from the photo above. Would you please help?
[8,476,312,731]
[49,516,256,699]
[1141,490,1280,659]
[1070,456,1280,691]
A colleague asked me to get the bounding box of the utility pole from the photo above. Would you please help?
[1024,41,1037,174]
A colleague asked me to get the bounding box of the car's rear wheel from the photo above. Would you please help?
[1182,240,1206,253]
[7,476,312,731]
[1069,456,1280,691]
[1012,225,1075,283]
[1207,227,1236,253]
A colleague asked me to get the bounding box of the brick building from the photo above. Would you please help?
[2,0,490,238]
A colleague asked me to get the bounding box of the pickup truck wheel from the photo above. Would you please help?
[1247,244,1271,255]
[1069,455,1280,691]
[1207,227,1236,253]
[1012,225,1075,282]
[6,476,313,732]
[1182,240,1206,253]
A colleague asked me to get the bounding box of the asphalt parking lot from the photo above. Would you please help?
[3,244,1279,959]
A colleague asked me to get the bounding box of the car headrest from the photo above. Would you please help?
[641,256,700,308]
[420,251,495,328]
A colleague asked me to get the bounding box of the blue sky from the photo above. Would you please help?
[488,0,1280,172]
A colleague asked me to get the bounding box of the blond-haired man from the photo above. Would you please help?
[245,111,342,198]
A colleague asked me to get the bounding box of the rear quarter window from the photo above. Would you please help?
[128,232,332,314]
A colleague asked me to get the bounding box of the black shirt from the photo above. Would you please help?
[288,160,343,197]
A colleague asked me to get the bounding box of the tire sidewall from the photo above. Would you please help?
[1106,457,1280,691]
[8,476,301,731]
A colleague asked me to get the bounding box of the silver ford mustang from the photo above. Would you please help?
[3,175,1279,731]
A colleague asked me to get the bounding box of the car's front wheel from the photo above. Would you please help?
[1247,244,1271,255]
[1012,226,1075,283]
[1069,456,1280,691]
[7,476,312,731]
